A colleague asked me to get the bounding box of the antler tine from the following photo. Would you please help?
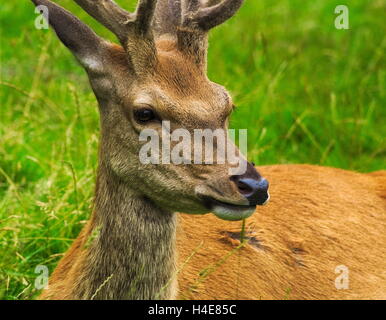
[74,0,158,44]
[185,0,200,13]
[134,0,158,36]
[175,0,244,69]
[193,0,244,31]
[181,0,244,31]
[73,0,132,44]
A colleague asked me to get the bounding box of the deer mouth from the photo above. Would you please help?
[203,197,256,221]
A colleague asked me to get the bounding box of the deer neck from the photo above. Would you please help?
[74,163,177,300]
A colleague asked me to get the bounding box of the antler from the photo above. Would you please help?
[182,0,243,30]
[73,0,158,73]
[74,0,157,45]
[174,0,244,69]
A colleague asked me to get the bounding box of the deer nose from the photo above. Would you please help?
[230,163,270,206]
[235,178,269,205]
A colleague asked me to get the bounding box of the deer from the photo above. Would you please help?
[30,0,386,300]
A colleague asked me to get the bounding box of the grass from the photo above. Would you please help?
[0,0,385,300]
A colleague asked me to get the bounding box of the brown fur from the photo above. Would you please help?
[177,165,386,299]
[41,164,386,299]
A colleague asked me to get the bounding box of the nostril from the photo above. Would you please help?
[237,180,254,195]
[236,178,261,197]
[232,177,269,205]
[230,164,269,205]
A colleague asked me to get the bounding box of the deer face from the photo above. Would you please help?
[34,0,269,220]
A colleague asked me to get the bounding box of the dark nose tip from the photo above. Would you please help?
[235,178,269,206]
[231,163,269,206]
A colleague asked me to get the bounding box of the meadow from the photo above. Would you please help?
[0,0,385,299]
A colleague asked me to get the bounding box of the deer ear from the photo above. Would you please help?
[31,0,107,73]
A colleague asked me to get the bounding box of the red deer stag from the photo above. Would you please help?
[30,0,386,300]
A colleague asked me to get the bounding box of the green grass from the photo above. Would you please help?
[0,0,385,299]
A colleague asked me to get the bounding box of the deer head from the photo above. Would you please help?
[32,0,269,221]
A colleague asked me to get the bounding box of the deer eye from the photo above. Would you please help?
[134,108,157,123]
